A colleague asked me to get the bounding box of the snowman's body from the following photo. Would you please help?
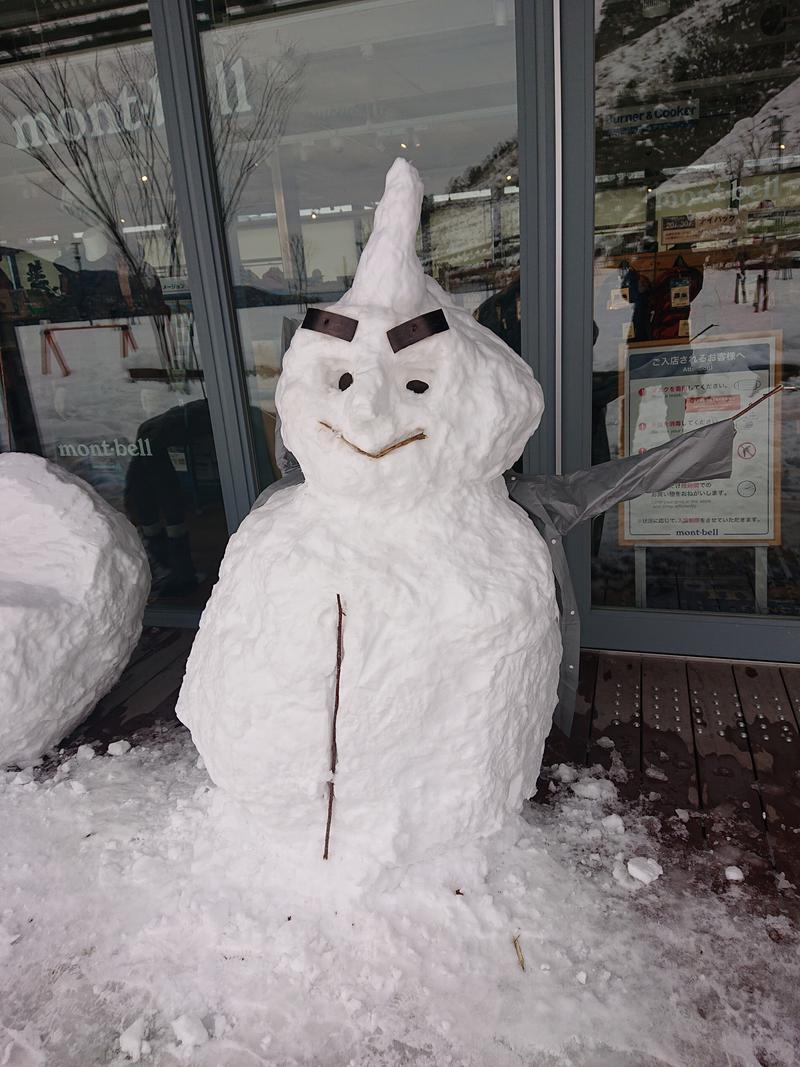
[181,479,559,865]
[178,159,561,870]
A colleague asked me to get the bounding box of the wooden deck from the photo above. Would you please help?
[544,649,800,885]
[72,630,800,887]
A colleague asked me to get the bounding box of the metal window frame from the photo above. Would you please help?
[145,0,259,627]
[516,0,557,476]
[560,0,800,662]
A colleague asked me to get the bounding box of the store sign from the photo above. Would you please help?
[620,334,780,545]
[56,437,153,458]
[603,99,699,137]
[8,60,252,151]
[660,211,738,245]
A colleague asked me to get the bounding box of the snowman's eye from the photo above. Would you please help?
[338,372,354,391]
[406,379,428,394]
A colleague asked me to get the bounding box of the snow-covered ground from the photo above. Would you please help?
[1,720,797,1067]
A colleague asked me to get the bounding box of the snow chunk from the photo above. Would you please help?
[69,781,87,795]
[675,808,690,823]
[171,1013,209,1048]
[0,454,148,768]
[725,866,745,883]
[627,856,663,885]
[119,1016,148,1062]
[571,778,617,802]
[0,921,20,959]
[645,766,668,782]
[552,763,578,784]
[595,736,615,749]
[601,814,625,836]
[107,741,132,757]
[76,744,96,762]
[576,970,587,985]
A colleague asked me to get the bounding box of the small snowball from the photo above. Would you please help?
[601,814,625,836]
[571,779,617,802]
[576,970,587,985]
[627,856,663,885]
[119,1016,147,1062]
[69,781,87,795]
[76,744,96,762]
[725,865,745,883]
[107,740,131,757]
[596,736,615,749]
[171,1013,209,1048]
[552,763,578,784]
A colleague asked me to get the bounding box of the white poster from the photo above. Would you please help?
[621,334,780,545]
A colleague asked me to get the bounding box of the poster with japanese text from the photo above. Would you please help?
[620,333,780,545]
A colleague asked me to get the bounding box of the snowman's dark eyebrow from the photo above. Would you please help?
[386,309,449,353]
[301,307,358,342]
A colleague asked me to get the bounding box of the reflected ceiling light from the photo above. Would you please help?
[780,143,786,149]
[311,211,318,219]
[505,174,512,181]
[400,141,408,149]
[140,174,149,182]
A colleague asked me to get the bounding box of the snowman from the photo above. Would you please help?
[177,159,560,869]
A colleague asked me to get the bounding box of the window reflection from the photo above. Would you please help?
[0,4,227,607]
[199,0,521,488]
[593,0,800,617]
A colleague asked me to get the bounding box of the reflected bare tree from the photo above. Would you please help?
[0,38,304,378]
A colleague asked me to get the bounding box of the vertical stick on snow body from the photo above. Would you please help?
[323,594,345,860]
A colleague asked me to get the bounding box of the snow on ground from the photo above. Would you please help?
[1,721,798,1067]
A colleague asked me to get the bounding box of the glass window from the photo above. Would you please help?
[592,0,800,617]
[0,2,228,608]
[198,0,521,489]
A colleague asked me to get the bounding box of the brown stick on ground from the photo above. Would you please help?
[323,594,345,860]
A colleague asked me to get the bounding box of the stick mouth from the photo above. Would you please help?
[319,421,426,459]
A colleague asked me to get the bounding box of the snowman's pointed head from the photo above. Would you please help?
[276,159,543,500]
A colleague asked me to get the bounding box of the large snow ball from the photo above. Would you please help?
[0,453,149,767]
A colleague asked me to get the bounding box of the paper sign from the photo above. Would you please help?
[620,333,780,544]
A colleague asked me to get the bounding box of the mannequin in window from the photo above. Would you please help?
[54,229,168,323]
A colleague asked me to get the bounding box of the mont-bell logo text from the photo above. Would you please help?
[58,438,152,458]
[10,60,251,150]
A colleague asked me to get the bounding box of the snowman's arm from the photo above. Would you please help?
[251,468,305,512]
[512,418,735,536]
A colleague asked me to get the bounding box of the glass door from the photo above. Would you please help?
[194,0,523,492]
[565,0,800,660]
[0,1,230,612]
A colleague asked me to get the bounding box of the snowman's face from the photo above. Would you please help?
[276,302,542,500]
